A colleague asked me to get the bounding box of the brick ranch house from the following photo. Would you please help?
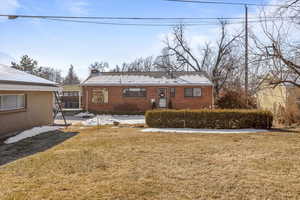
[81,71,213,112]
[0,64,58,139]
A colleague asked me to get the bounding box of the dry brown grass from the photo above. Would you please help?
[1,127,300,200]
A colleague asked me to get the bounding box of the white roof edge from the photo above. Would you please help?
[81,83,213,86]
[0,64,58,86]
[0,84,59,92]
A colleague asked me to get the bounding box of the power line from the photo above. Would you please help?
[165,0,294,7]
[0,14,297,21]
[0,14,296,27]
[45,18,291,27]
[47,18,213,26]
[0,14,244,20]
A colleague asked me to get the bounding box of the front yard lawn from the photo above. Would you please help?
[1,127,300,199]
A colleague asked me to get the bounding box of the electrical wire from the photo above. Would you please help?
[45,17,293,27]
[165,0,295,7]
[0,14,297,21]
[47,18,209,26]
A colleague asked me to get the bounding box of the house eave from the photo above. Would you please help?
[0,80,58,87]
[0,83,59,92]
[81,83,213,87]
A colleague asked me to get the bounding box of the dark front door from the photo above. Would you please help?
[158,88,167,108]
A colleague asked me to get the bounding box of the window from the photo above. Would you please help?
[170,88,176,97]
[92,88,108,104]
[184,88,202,97]
[0,94,25,111]
[64,101,79,108]
[123,88,147,97]
[73,91,79,96]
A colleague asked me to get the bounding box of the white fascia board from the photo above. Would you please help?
[81,83,213,87]
[0,84,59,91]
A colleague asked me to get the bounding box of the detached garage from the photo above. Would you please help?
[0,64,58,139]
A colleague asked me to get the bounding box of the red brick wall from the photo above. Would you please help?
[82,85,213,112]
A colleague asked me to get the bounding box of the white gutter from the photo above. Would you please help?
[0,84,59,91]
[81,83,213,87]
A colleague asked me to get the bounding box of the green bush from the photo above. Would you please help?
[146,109,273,129]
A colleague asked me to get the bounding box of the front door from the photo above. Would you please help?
[158,88,167,108]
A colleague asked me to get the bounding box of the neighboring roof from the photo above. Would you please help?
[0,64,57,86]
[81,71,213,86]
[62,84,81,91]
[0,64,58,91]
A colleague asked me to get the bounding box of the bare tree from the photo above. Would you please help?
[154,48,178,72]
[11,55,63,83]
[164,22,241,97]
[110,56,156,72]
[253,4,300,87]
[278,0,300,16]
[89,61,109,72]
[63,65,80,85]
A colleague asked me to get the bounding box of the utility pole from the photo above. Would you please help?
[245,4,249,106]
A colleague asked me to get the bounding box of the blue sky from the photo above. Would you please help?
[0,0,271,79]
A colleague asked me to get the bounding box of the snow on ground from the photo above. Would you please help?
[4,126,62,144]
[74,112,95,118]
[55,112,145,126]
[141,128,269,134]
[83,115,145,126]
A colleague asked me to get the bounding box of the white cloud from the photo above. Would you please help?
[63,0,89,15]
[0,0,20,13]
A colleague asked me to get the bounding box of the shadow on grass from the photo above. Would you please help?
[269,128,300,133]
[0,130,78,166]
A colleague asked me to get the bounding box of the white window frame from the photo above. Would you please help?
[170,88,176,97]
[123,88,147,98]
[0,94,26,111]
[63,91,80,97]
[92,88,109,104]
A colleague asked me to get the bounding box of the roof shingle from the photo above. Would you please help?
[0,64,57,86]
[82,71,212,86]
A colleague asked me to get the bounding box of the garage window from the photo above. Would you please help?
[0,94,26,111]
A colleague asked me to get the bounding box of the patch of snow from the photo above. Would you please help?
[83,115,145,126]
[141,128,269,134]
[0,64,57,86]
[74,112,95,118]
[4,126,62,144]
[82,73,212,86]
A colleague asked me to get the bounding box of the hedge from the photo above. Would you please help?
[146,109,273,129]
